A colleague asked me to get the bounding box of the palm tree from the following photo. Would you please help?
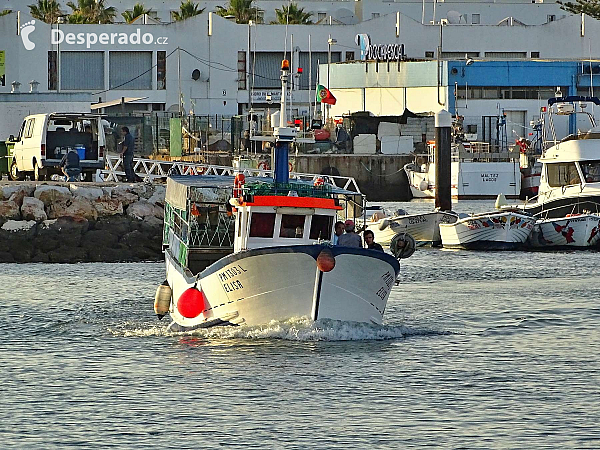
[122,3,152,23]
[66,0,116,23]
[216,0,259,24]
[28,0,62,23]
[172,0,204,21]
[273,2,312,24]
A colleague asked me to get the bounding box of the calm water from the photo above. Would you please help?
[2,201,600,448]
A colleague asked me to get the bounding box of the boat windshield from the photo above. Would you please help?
[580,160,600,183]
[546,162,581,187]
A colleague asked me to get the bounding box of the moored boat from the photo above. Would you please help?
[363,208,458,246]
[517,96,600,218]
[527,211,600,249]
[439,210,535,250]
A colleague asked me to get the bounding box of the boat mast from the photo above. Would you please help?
[273,59,297,183]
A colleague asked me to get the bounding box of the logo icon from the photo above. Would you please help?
[21,19,36,50]
[355,34,370,61]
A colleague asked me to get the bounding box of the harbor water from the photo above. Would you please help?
[1,201,600,448]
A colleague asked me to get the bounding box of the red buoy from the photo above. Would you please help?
[316,248,335,272]
[177,286,207,318]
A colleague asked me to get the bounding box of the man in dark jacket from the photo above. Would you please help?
[60,149,81,182]
[364,230,384,252]
[119,126,136,182]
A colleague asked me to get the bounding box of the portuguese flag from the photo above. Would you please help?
[316,84,336,105]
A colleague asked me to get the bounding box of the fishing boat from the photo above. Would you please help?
[362,207,458,246]
[527,210,600,249]
[439,210,535,250]
[404,118,521,200]
[154,59,404,331]
[517,96,600,218]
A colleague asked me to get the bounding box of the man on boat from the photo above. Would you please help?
[333,221,344,245]
[337,219,362,248]
[363,230,384,252]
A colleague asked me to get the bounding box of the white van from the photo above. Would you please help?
[9,113,106,181]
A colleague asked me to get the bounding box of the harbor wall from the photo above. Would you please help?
[0,182,165,263]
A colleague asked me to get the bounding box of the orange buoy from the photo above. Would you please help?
[316,248,335,272]
[177,285,207,318]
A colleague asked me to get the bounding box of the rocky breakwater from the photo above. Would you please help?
[0,182,166,263]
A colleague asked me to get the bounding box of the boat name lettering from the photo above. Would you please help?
[218,264,248,282]
[223,280,244,293]
[408,215,426,225]
[481,173,499,182]
[440,214,456,224]
[376,271,394,300]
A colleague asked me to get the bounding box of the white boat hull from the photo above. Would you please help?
[165,245,400,330]
[405,161,521,200]
[528,214,600,248]
[365,211,458,246]
[439,212,535,250]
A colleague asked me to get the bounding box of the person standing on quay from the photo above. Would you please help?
[119,127,136,182]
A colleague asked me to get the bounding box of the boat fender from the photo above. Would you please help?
[378,218,390,231]
[390,233,416,259]
[419,179,428,191]
[154,279,172,320]
[177,282,207,319]
[316,248,335,272]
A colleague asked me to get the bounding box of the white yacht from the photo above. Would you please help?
[519,96,600,218]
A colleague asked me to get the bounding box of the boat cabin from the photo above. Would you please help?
[232,182,343,252]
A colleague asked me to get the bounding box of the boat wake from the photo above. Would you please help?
[109,317,449,342]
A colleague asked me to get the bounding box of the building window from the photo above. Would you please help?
[425,51,435,58]
[531,51,540,58]
[61,51,104,90]
[484,51,527,59]
[345,51,355,61]
[547,14,556,22]
[279,214,305,238]
[371,12,380,19]
[48,51,57,90]
[249,213,276,238]
[238,51,246,90]
[442,52,480,58]
[157,50,166,90]
[472,14,480,24]
[309,215,333,240]
[109,51,152,90]
[456,85,569,100]
[317,12,326,21]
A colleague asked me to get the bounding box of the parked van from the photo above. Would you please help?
[9,113,106,181]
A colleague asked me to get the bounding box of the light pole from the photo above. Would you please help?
[327,36,336,121]
[56,16,64,92]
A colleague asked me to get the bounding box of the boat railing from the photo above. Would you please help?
[163,202,234,268]
[454,143,519,162]
[99,155,362,194]
[243,181,333,198]
[532,201,600,219]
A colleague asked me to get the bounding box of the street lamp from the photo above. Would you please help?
[56,15,65,92]
[327,36,337,120]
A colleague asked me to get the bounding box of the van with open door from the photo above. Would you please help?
[9,113,106,181]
